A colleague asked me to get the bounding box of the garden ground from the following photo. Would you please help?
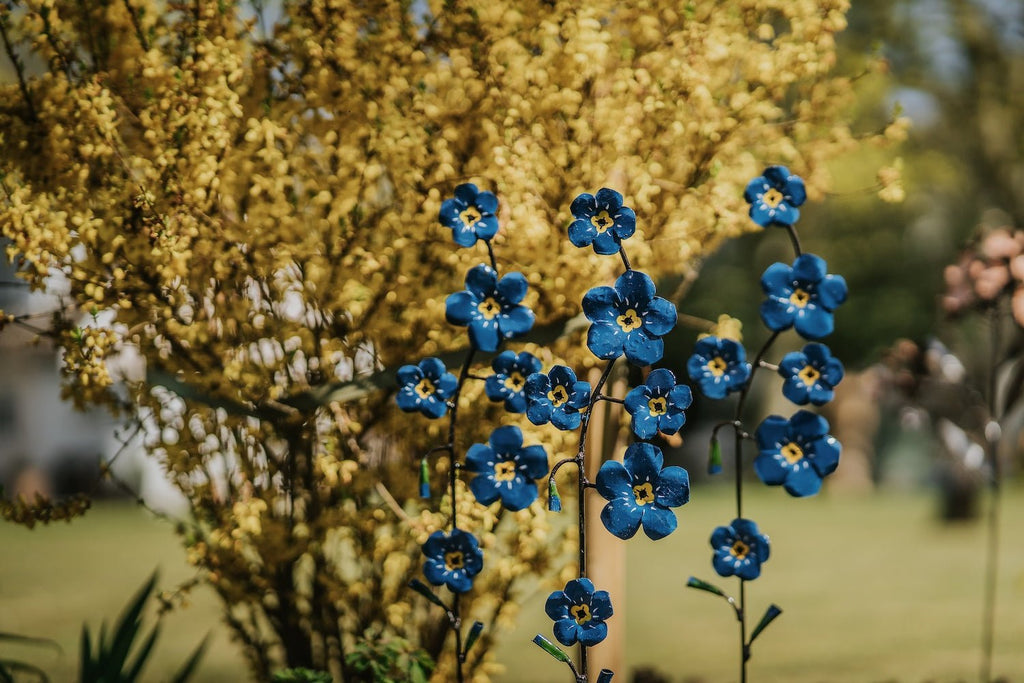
[1,483,1022,682]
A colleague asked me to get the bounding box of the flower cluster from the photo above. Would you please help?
[687,168,847,675]
[396,185,550,666]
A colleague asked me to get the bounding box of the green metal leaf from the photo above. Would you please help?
[462,621,484,658]
[419,457,431,499]
[547,479,562,512]
[407,580,448,611]
[686,576,727,598]
[531,635,570,664]
[748,604,783,645]
[707,437,723,475]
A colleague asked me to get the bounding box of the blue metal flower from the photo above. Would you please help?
[544,578,614,647]
[595,442,690,540]
[445,264,535,352]
[524,365,591,431]
[465,425,549,511]
[754,410,841,497]
[421,528,484,594]
[623,368,693,440]
[395,357,458,418]
[568,188,637,255]
[582,270,677,366]
[760,253,848,340]
[439,183,499,247]
[686,336,752,399]
[744,166,807,227]
[711,518,771,581]
[778,343,845,406]
[484,350,541,413]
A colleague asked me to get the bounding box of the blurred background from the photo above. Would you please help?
[1,0,1022,681]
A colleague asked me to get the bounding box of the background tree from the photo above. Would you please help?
[0,0,896,680]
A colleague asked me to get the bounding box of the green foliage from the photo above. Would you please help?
[344,634,434,683]
[78,573,207,683]
[0,631,58,683]
[271,669,333,683]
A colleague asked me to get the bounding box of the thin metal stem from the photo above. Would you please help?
[571,358,618,681]
[618,248,631,272]
[486,241,497,272]
[739,580,748,683]
[444,347,476,683]
[980,308,1002,683]
[784,224,803,257]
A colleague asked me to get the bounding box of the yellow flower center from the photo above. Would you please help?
[762,188,784,208]
[548,384,569,407]
[570,603,592,625]
[415,377,435,399]
[444,550,464,571]
[504,371,525,391]
[494,460,517,482]
[633,482,655,506]
[707,357,727,377]
[798,365,820,387]
[477,297,500,319]
[617,308,642,333]
[648,397,667,416]
[459,206,482,226]
[590,210,614,233]
[781,442,804,464]
[790,288,810,307]
[730,540,750,560]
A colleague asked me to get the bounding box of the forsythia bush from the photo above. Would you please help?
[0,0,897,679]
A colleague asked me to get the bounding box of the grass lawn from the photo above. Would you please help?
[1,484,1022,682]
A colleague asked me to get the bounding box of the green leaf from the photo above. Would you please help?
[123,625,160,681]
[104,573,157,675]
[707,438,723,475]
[748,604,783,644]
[531,635,570,664]
[167,633,208,683]
[462,621,484,658]
[407,579,448,611]
[686,576,727,598]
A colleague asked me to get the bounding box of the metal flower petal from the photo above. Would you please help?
[753,410,842,497]
[710,518,771,581]
[395,357,458,418]
[582,270,676,366]
[778,342,845,406]
[623,368,692,439]
[686,336,751,399]
[439,183,500,247]
[421,528,484,594]
[596,442,690,540]
[485,350,542,413]
[759,254,847,340]
[743,166,807,228]
[568,188,637,255]
[544,578,614,647]
[445,265,535,351]
[465,425,549,511]
[525,365,591,431]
